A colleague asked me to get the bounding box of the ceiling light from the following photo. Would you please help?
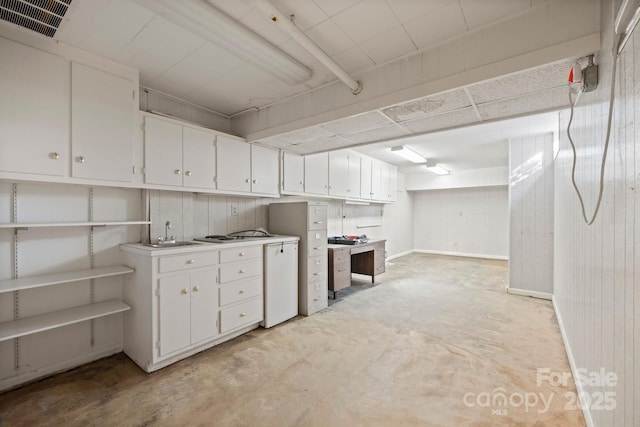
[136,0,312,85]
[425,162,450,175]
[390,146,425,163]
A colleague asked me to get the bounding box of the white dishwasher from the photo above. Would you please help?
[262,240,299,328]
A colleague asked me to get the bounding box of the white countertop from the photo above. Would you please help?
[120,235,300,256]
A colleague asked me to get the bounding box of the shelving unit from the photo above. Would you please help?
[0,221,151,229]
[0,265,134,294]
[0,300,131,342]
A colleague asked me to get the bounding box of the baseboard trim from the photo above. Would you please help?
[413,249,508,261]
[386,250,414,261]
[552,296,594,427]
[0,345,123,392]
[507,287,552,300]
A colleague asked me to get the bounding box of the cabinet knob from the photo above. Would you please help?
[76,156,85,163]
[50,152,60,160]
[240,312,246,317]
[299,181,303,185]
[185,171,192,176]
[186,259,195,264]
[175,169,181,175]
[239,289,246,294]
[193,286,199,293]
[252,179,257,184]
[245,178,250,183]
[239,269,245,274]
[239,252,245,256]
[181,288,188,295]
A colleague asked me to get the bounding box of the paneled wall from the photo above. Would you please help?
[554,1,639,426]
[0,182,143,390]
[412,186,508,259]
[509,133,554,297]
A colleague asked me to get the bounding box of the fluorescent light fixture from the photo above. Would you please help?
[136,0,312,85]
[615,0,640,54]
[425,161,449,175]
[390,145,425,163]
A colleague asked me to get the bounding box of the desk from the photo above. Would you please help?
[327,240,385,298]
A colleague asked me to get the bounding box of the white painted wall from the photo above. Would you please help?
[406,166,508,191]
[509,133,554,297]
[0,182,143,390]
[412,186,508,259]
[554,1,639,426]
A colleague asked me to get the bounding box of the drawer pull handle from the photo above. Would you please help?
[240,312,246,317]
[239,289,246,294]
[239,269,245,274]
[186,259,195,264]
[193,286,199,293]
[181,288,188,295]
[313,247,322,250]
[239,252,245,256]
[313,297,320,301]
[313,272,320,276]
[314,221,323,224]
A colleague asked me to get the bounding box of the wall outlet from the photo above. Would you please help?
[230,203,239,216]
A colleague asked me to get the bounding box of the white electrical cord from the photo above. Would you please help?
[566,35,621,225]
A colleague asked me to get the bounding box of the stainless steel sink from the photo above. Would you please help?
[142,241,202,248]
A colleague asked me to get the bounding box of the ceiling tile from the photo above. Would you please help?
[467,60,574,104]
[148,43,244,97]
[386,0,450,24]
[56,0,154,60]
[311,0,360,18]
[295,135,352,154]
[277,38,318,65]
[382,90,471,122]
[459,0,531,30]
[403,2,467,50]
[332,45,376,74]
[331,0,399,44]
[341,124,409,144]
[115,16,205,83]
[260,126,335,147]
[401,107,480,133]
[205,0,253,20]
[302,63,339,89]
[320,112,393,135]
[305,18,355,55]
[476,87,568,121]
[358,26,417,65]
[271,0,328,31]
[239,9,291,46]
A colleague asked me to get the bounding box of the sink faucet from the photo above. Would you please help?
[157,221,176,244]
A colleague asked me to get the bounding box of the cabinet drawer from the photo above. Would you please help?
[220,297,263,333]
[331,248,350,264]
[220,245,262,263]
[307,231,327,256]
[219,258,262,283]
[375,264,385,275]
[307,285,327,313]
[330,263,351,291]
[219,277,262,306]
[308,257,326,282]
[158,251,218,273]
[307,205,327,230]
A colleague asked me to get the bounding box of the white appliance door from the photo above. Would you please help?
[263,241,299,328]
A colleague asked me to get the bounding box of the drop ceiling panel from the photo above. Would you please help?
[294,135,352,154]
[305,18,355,55]
[382,89,471,122]
[271,0,328,31]
[114,16,205,84]
[239,9,291,46]
[311,0,359,18]
[476,86,568,121]
[467,61,574,104]
[331,0,399,44]
[320,112,393,135]
[402,107,480,134]
[359,26,417,65]
[459,0,531,30]
[204,0,252,20]
[341,124,409,144]
[332,45,376,74]
[403,2,467,50]
[56,0,154,60]
[262,126,335,146]
[386,0,450,24]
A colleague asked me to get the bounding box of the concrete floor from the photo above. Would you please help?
[0,253,584,426]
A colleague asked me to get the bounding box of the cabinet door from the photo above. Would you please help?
[329,150,349,197]
[0,38,69,176]
[183,126,215,189]
[251,145,279,195]
[360,157,372,199]
[71,63,133,182]
[304,152,329,195]
[144,116,183,186]
[216,136,251,192]
[190,269,218,344]
[159,274,191,356]
[371,160,383,201]
[380,163,390,202]
[282,152,304,193]
[347,152,361,198]
[388,165,398,202]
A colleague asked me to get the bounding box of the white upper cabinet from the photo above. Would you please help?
[0,38,69,177]
[216,136,251,193]
[379,162,390,202]
[144,116,215,189]
[304,152,329,195]
[387,164,398,202]
[370,159,383,201]
[282,152,304,194]
[250,145,279,196]
[347,152,361,198]
[360,156,372,200]
[328,150,349,198]
[71,62,134,182]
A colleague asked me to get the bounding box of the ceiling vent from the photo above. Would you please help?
[0,0,72,38]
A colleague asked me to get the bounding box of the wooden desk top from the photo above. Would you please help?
[327,239,386,252]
